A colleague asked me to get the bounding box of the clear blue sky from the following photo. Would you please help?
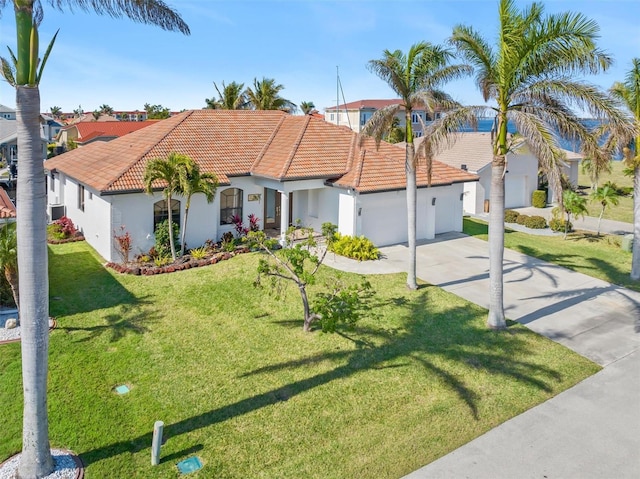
[0,0,638,114]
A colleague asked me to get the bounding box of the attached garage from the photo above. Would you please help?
[504,174,527,209]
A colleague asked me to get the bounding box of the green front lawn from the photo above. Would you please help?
[0,242,598,478]
[578,160,634,223]
[464,217,638,291]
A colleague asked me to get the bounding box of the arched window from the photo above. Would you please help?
[220,188,243,225]
[153,199,180,231]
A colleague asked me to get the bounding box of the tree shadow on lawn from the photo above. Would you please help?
[48,247,156,341]
[48,248,140,316]
[80,286,565,467]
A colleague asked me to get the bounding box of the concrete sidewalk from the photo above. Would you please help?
[324,233,640,478]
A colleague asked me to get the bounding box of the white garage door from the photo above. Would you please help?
[504,175,526,208]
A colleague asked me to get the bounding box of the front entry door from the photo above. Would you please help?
[264,188,281,230]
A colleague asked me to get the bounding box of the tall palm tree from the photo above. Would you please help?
[427,0,633,329]
[206,81,247,110]
[144,152,193,261]
[362,42,471,290]
[246,77,296,112]
[175,163,218,256]
[590,182,620,236]
[0,222,19,310]
[610,59,640,280]
[0,1,188,477]
[300,101,315,115]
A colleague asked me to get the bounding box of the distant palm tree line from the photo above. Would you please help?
[205,77,312,114]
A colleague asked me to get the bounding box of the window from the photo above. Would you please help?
[153,199,180,231]
[49,173,55,192]
[78,184,85,211]
[412,112,422,123]
[360,111,373,126]
[220,188,243,225]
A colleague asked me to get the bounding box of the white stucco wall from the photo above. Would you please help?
[293,187,340,231]
[475,152,538,211]
[51,174,113,261]
[357,184,465,246]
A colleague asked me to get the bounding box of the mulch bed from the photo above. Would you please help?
[106,247,250,275]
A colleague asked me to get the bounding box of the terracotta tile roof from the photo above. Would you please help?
[333,137,478,193]
[0,188,16,218]
[71,121,159,143]
[44,110,477,195]
[326,99,403,111]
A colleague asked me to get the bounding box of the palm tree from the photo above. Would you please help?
[581,155,612,192]
[610,59,640,280]
[246,77,296,112]
[427,0,632,329]
[144,152,193,261]
[0,222,19,310]
[205,81,247,110]
[561,190,588,239]
[591,182,620,236]
[99,104,114,115]
[91,109,101,120]
[48,106,61,119]
[175,164,218,256]
[0,1,188,477]
[300,101,315,115]
[362,42,470,290]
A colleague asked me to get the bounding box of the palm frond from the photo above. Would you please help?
[359,104,402,148]
[0,56,16,86]
[450,25,496,101]
[36,28,58,84]
[50,0,190,34]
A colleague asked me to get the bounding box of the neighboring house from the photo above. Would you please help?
[0,104,16,120]
[44,110,477,263]
[57,120,159,148]
[423,132,581,214]
[40,114,64,142]
[0,188,16,223]
[0,118,48,165]
[324,99,437,137]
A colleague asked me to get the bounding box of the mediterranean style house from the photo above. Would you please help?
[44,110,477,263]
[324,99,436,137]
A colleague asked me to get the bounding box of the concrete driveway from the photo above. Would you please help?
[326,233,640,478]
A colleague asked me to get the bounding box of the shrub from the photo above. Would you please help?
[113,226,132,264]
[504,209,520,223]
[154,256,171,267]
[549,218,572,232]
[532,190,547,208]
[54,216,77,238]
[328,233,379,261]
[154,220,180,258]
[524,215,547,229]
[190,246,208,259]
[47,223,66,240]
[516,214,530,225]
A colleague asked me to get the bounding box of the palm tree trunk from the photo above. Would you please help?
[167,194,177,260]
[487,155,506,330]
[180,204,190,257]
[631,166,640,280]
[597,206,605,237]
[16,85,54,478]
[405,142,418,290]
[5,267,20,312]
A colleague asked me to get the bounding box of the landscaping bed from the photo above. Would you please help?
[105,247,249,275]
